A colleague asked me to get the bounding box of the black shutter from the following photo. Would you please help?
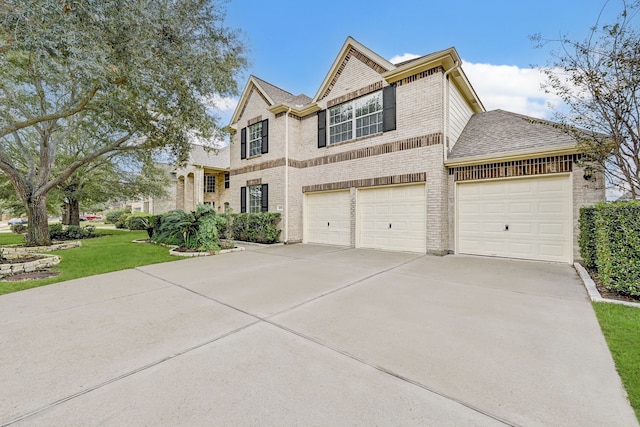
[261,184,268,212]
[317,109,327,148]
[383,85,396,132]
[240,186,246,213]
[261,119,269,154]
[240,127,247,159]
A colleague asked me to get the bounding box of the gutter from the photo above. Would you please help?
[284,107,291,243]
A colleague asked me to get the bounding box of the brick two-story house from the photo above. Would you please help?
[227,37,604,263]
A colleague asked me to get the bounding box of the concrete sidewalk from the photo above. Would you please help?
[0,245,636,426]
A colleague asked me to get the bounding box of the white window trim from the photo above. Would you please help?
[248,122,262,157]
[329,91,383,145]
[248,185,262,213]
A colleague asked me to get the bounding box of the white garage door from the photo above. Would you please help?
[305,191,351,246]
[457,175,572,263]
[358,184,426,253]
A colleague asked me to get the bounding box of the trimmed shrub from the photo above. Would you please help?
[105,208,129,224]
[48,223,65,240]
[65,225,89,240]
[579,206,597,268]
[196,214,220,252]
[10,223,27,234]
[594,201,640,297]
[231,212,281,244]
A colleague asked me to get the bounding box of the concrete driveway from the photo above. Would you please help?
[0,245,636,426]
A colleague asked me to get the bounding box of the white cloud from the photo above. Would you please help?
[461,61,563,119]
[205,94,239,112]
[389,53,421,64]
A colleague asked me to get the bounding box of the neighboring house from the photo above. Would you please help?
[227,36,604,263]
[131,145,230,215]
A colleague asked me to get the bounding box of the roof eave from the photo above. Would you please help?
[228,76,276,126]
[269,102,321,116]
[383,47,459,83]
[445,144,579,167]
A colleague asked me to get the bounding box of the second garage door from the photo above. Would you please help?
[457,175,572,263]
[357,184,427,253]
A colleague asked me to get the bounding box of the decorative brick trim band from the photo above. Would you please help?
[321,47,388,100]
[248,116,263,126]
[300,133,442,168]
[275,111,303,120]
[394,66,444,87]
[449,154,580,181]
[302,173,427,193]
[231,158,286,176]
[246,178,262,186]
[327,81,384,108]
[230,133,443,176]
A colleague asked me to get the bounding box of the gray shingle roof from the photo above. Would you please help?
[253,76,312,106]
[189,144,229,169]
[449,109,577,159]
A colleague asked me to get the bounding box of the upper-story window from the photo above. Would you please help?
[318,85,395,148]
[248,122,263,157]
[329,92,383,145]
[240,119,269,159]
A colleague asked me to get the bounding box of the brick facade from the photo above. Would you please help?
[228,37,604,261]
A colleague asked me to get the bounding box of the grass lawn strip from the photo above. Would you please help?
[593,302,640,423]
[0,229,181,295]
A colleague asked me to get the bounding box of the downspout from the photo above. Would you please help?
[284,107,291,243]
[442,60,460,162]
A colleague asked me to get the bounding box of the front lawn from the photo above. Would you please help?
[593,302,640,422]
[0,229,180,295]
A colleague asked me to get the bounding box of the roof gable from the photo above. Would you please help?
[313,36,395,102]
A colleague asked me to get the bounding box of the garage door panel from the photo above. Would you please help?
[457,176,571,263]
[357,184,426,253]
[306,191,351,246]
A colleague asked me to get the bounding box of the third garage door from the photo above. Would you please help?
[457,175,572,263]
[357,184,426,253]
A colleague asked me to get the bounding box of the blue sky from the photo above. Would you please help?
[214,0,630,125]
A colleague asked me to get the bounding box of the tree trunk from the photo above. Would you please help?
[68,198,80,226]
[62,203,71,225]
[25,196,51,247]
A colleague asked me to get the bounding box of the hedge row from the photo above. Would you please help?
[579,201,640,297]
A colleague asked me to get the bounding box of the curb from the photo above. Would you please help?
[574,263,640,309]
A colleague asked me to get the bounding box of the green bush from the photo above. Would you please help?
[105,208,130,224]
[579,206,597,268]
[231,212,281,244]
[10,223,27,234]
[49,223,97,240]
[48,223,65,240]
[594,201,640,297]
[115,213,130,229]
[127,213,153,231]
[195,214,220,252]
[152,210,188,246]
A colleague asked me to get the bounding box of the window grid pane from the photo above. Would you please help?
[204,175,216,193]
[249,185,262,213]
[329,104,353,145]
[249,122,262,157]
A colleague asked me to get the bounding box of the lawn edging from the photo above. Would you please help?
[574,263,640,309]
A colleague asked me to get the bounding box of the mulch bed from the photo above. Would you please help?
[2,270,60,281]
[586,266,640,304]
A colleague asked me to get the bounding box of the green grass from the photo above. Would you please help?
[0,229,181,295]
[593,302,640,422]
